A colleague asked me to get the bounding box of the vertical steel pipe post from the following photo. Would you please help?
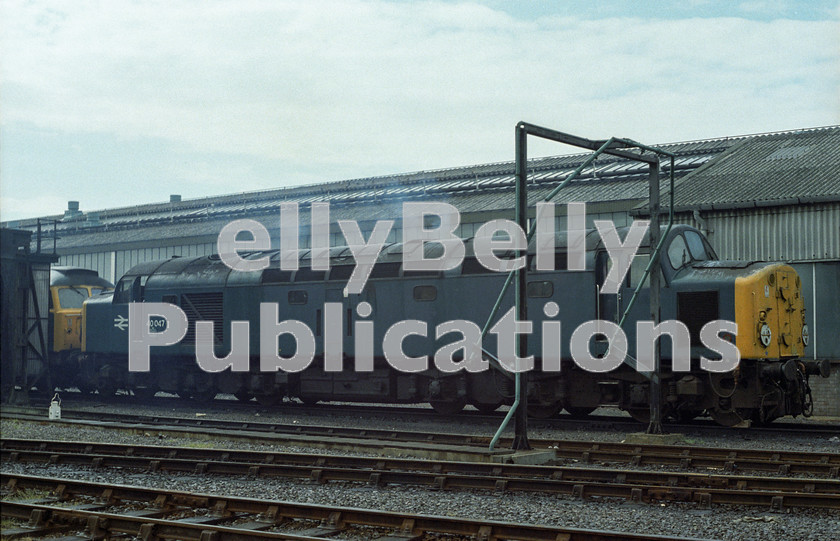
[647,159,663,434]
[513,125,531,450]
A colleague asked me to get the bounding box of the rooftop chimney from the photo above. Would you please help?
[85,212,101,227]
[64,201,82,219]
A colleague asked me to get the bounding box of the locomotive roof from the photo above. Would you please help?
[123,224,704,286]
[50,266,114,288]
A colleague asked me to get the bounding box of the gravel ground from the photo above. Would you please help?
[2,459,838,541]
[2,402,839,541]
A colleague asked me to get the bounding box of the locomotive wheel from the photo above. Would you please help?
[430,397,466,415]
[233,390,254,403]
[95,365,119,397]
[184,372,217,403]
[472,402,501,414]
[189,389,218,403]
[256,393,282,407]
[711,407,755,427]
[564,406,596,419]
[527,402,562,419]
[471,400,502,414]
[132,386,157,400]
[76,383,96,395]
[627,408,651,423]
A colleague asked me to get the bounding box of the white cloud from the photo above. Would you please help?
[0,0,838,218]
[0,193,68,223]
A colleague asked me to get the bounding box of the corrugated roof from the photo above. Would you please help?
[12,127,836,250]
[650,126,840,212]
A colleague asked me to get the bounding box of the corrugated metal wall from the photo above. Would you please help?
[678,202,840,262]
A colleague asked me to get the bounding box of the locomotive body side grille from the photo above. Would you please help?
[677,290,719,346]
[181,292,224,345]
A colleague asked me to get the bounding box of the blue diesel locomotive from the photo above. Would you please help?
[79,225,829,425]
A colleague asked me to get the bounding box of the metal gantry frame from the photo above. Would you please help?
[486,123,676,449]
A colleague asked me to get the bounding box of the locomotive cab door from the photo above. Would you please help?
[595,250,618,324]
[343,284,377,365]
[322,285,377,369]
[596,248,652,323]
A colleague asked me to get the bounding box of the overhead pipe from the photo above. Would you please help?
[489,123,677,449]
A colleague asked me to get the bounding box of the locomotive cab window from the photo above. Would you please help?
[57,287,90,309]
[667,234,690,270]
[114,277,131,303]
[684,230,710,261]
[114,276,144,303]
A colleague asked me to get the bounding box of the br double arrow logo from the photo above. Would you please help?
[114,315,128,331]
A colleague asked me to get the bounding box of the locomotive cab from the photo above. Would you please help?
[592,226,828,425]
[49,267,114,389]
[50,267,114,352]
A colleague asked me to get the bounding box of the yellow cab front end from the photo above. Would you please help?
[51,285,98,353]
[734,263,807,360]
[723,263,830,424]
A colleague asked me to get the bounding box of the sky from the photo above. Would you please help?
[1,0,838,223]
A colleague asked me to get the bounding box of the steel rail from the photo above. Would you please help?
[1,473,707,541]
[9,397,839,438]
[3,441,839,509]
[4,412,840,477]
[3,411,838,476]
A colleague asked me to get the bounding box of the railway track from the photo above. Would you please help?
[15,392,840,437]
[1,473,706,541]
[3,439,839,510]
[3,409,839,477]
